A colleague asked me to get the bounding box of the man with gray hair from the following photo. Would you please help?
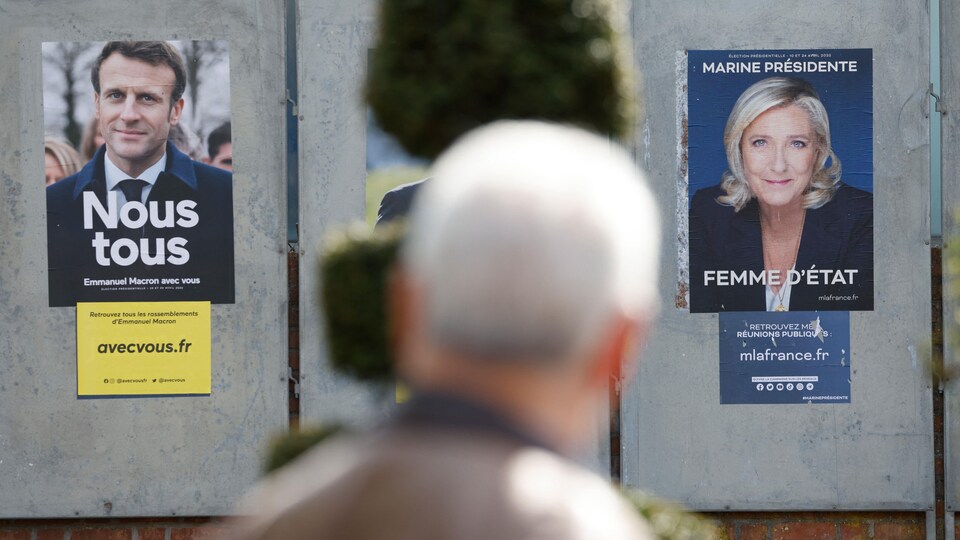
[235,120,660,540]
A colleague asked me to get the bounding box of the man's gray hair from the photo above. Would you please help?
[402,121,660,364]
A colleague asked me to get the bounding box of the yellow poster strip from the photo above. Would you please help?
[76,301,211,396]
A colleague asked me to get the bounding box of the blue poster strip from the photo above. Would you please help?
[719,311,850,404]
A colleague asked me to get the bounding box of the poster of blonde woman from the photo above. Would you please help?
[686,49,873,313]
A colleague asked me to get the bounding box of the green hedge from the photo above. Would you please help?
[366,0,636,159]
[319,224,404,381]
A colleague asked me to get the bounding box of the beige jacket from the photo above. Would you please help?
[234,424,654,540]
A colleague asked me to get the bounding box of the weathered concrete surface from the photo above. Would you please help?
[940,0,960,517]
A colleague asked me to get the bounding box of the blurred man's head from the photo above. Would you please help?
[206,121,233,171]
[395,120,660,451]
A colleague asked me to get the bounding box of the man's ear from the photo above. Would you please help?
[93,92,101,119]
[168,98,185,125]
[586,314,647,391]
[388,264,416,375]
[617,318,648,385]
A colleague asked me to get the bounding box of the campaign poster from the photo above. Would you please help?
[685,49,873,313]
[76,301,211,397]
[719,311,851,404]
[43,40,234,306]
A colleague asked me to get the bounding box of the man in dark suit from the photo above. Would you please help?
[46,41,234,307]
[375,178,427,227]
[204,121,233,171]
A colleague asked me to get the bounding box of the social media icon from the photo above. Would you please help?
[776,383,784,391]
[766,383,774,391]
[806,383,814,391]
[756,384,764,391]
[786,383,794,390]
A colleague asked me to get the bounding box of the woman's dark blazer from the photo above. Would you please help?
[688,182,873,313]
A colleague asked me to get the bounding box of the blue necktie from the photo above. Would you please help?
[118,179,147,204]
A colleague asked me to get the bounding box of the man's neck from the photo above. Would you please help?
[396,390,555,451]
[105,149,166,179]
[103,150,167,198]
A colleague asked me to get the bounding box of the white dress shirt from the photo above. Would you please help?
[104,152,167,204]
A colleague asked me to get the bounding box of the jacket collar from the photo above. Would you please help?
[394,389,556,453]
[728,199,764,271]
[795,201,845,274]
[727,197,845,273]
[70,141,198,201]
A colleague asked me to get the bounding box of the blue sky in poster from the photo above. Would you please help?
[687,49,873,203]
[719,311,851,405]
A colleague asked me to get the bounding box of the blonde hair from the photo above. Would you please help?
[44,136,84,181]
[717,77,841,211]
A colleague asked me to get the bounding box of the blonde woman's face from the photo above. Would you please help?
[45,152,65,186]
[740,104,817,210]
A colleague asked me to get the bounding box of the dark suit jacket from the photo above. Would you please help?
[375,179,428,228]
[47,142,234,306]
[688,183,873,312]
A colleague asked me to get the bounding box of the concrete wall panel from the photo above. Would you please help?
[0,0,289,517]
[941,0,960,515]
[623,0,934,510]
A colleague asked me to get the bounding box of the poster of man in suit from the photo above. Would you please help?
[44,40,234,307]
[685,48,874,313]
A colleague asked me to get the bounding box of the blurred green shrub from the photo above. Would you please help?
[319,223,405,382]
[366,0,637,160]
[264,424,344,474]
